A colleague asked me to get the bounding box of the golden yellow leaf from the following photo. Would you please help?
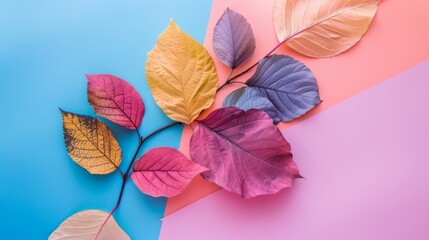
[273,0,382,58]
[146,20,218,124]
[61,110,122,174]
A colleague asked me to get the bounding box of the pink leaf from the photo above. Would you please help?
[131,147,207,198]
[190,106,300,198]
[87,74,145,129]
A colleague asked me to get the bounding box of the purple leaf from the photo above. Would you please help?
[213,8,256,69]
[190,106,300,198]
[224,54,321,122]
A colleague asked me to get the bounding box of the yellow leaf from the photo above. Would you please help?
[273,0,382,58]
[61,110,122,174]
[146,20,218,124]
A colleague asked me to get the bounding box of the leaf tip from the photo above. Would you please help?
[59,108,68,116]
[85,74,95,82]
[169,18,177,27]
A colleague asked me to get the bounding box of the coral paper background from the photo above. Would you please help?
[161,60,429,240]
[166,0,429,215]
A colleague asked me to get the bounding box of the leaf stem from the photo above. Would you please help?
[229,80,247,85]
[135,128,142,143]
[124,138,144,178]
[141,122,182,146]
[217,69,234,92]
[95,174,127,239]
[116,168,124,178]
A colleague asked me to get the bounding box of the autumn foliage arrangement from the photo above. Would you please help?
[50,0,383,239]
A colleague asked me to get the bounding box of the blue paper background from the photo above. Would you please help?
[0,0,211,239]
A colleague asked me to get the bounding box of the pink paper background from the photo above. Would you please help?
[161,61,429,239]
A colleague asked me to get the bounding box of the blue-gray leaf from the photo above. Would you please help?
[224,54,321,122]
[223,87,279,123]
[213,8,256,69]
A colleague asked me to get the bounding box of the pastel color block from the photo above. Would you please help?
[161,61,429,240]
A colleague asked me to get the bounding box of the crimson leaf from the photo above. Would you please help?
[131,147,207,198]
[87,74,145,129]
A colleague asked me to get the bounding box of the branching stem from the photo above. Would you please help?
[97,121,182,238]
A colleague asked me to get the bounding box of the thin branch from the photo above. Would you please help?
[95,122,181,239]
[124,137,144,178]
[217,68,234,92]
[125,121,182,177]
[96,121,182,238]
[116,168,124,177]
[95,174,127,239]
[140,122,182,145]
[135,128,141,143]
[229,81,247,86]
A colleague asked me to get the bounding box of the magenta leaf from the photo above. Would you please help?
[87,74,145,129]
[213,8,256,69]
[190,106,300,198]
[131,147,207,198]
[223,55,321,123]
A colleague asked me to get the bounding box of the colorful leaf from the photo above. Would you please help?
[131,147,207,198]
[49,210,130,240]
[213,8,256,69]
[273,0,382,57]
[224,55,320,123]
[146,20,218,124]
[190,106,300,198]
[223,87,278,122]
[61,110,121,174]
[87,74,145,129]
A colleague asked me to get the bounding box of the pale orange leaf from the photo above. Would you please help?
[273,0,382,57]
